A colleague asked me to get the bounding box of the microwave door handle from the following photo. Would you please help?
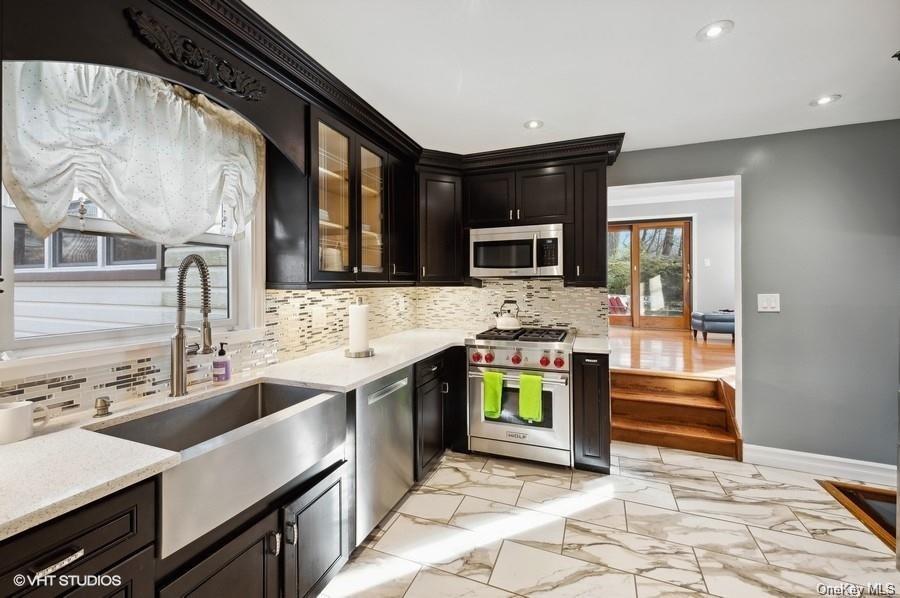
[533,234,539,274]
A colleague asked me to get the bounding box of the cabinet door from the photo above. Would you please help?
[572,353,611,473]
[515,166,574,224]
[418,171,463,283]
[283,464,349,598]
[415,377,444,481]
[465,171,515,228]
[357,139,388,280]
[310,110,356,282]
[389,156,417,281]
[159,512,280,598]
[266,139,310,288]
[441,346,469,454]
[569,162,608,286]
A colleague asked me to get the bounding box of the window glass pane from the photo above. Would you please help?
[109,235,158,264]
[54,229,98,266]
[638,225,685,317]
[13,224,45,268]
[607,228,631,316]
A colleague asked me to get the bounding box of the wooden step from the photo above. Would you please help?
[611,389,728,429]
[612,416,737,458]
[611,369,718,398]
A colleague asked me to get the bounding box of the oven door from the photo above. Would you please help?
[470,231,538,278]
[467,367,570,451]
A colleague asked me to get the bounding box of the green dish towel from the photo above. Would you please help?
[519,373,543,422]
[483,371,503,419]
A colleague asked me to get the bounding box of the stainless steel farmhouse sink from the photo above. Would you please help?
[96,383,346,558]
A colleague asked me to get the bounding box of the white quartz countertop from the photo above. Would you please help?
[573,336,611,355]
[0,328,472,541]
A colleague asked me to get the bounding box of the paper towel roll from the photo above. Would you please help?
[348,301,369,353]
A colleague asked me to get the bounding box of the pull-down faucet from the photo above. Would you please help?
[170,254,214,397]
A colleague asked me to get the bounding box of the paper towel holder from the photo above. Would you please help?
[345,297,375,358]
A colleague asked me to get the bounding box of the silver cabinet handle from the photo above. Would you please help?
[369,378,409,404]
[509,209,513,220]
[31,547,85,580]
[576,265,581,276]
[421,266,425,277]
[353,266,359,274]
[392,263,397,275]
[285,520,298,545]
[517,209,521,219]
[269,531,282,556]
[441,382,449,394]
[430,365,438,372]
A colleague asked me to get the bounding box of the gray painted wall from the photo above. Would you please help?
[608,120,900,464]
[609,196,736,314]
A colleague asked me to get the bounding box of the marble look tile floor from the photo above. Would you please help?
[322,442,896,598]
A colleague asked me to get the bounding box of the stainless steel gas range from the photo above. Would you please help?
[466,327,575,466]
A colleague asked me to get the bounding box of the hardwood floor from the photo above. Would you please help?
[609,326,735,378]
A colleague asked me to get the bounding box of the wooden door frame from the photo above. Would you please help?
[608,218,692,330]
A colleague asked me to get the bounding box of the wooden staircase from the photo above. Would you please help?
[611,369,742,459]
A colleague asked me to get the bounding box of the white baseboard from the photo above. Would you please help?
[743,444,896,487]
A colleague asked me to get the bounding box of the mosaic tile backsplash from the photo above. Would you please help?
[0,280,606,420]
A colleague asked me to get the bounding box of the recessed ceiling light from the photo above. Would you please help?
[810,94,842,107]
[696,20,734,41]
[523,120,543,130]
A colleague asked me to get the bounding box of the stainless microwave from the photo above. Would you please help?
[469,223,563,278]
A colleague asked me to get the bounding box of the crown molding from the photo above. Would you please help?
[189,0,422,158]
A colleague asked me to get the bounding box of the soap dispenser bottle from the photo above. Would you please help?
[213,342,231,384]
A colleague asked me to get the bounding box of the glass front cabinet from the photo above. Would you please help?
[310,108,389,282]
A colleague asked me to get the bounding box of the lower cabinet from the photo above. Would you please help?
[159,512,281,598]
[414,347,467,481]
[572,353,611,472]
[282,464,350,598]
[67,545,155,598]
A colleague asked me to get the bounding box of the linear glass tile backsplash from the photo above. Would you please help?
[0,281,606,420]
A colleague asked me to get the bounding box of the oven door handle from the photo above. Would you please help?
[468,372,568,387]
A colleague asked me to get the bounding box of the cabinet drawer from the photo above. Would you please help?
[0,479,155,597]
[64,544,155,598]
[415,353,445,387]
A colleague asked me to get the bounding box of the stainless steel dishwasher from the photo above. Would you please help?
[355,366,414,545]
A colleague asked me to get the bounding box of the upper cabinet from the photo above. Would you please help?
[465,172,516,227]
[465,166,574,228]
[310,108,392,284]
[516,165,574,225]
[389,157,418,281]
[567,162,608,287]
[419,171,464,284]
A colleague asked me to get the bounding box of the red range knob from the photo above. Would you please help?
[511,353,522,365]
[472,351,483,363]
[484,352,495,363]
[554,356,565,368]
[539,355,551,367]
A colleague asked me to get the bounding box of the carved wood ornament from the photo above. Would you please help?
[125,7,266,101]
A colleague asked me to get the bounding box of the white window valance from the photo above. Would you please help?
[1,61,264,244]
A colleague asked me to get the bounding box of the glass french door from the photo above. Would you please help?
[608,219,692,329]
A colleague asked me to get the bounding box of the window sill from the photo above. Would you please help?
[0,327,266,379]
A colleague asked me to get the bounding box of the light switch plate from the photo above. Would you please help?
[757,293,781,313]
[703,258,712,267]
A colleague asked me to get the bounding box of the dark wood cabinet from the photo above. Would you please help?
[465,171,516,227]
[441,347,468,454]
[418,171,464,284]
[389,156,417,281]
[415,377,444,481]
[266,140,311,289]
[67,545,155,598]
[0,480,155,598]
[159,512,280,598]
[572,353,611,473]
[567,162,608,286]
[515,165,574,224]
[282,464,350,598]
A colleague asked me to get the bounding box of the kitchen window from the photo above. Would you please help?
[0,186,263,351]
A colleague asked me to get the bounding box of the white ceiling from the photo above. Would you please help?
[245,0,900,153]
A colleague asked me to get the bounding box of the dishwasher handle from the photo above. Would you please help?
[367,377,409,405]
